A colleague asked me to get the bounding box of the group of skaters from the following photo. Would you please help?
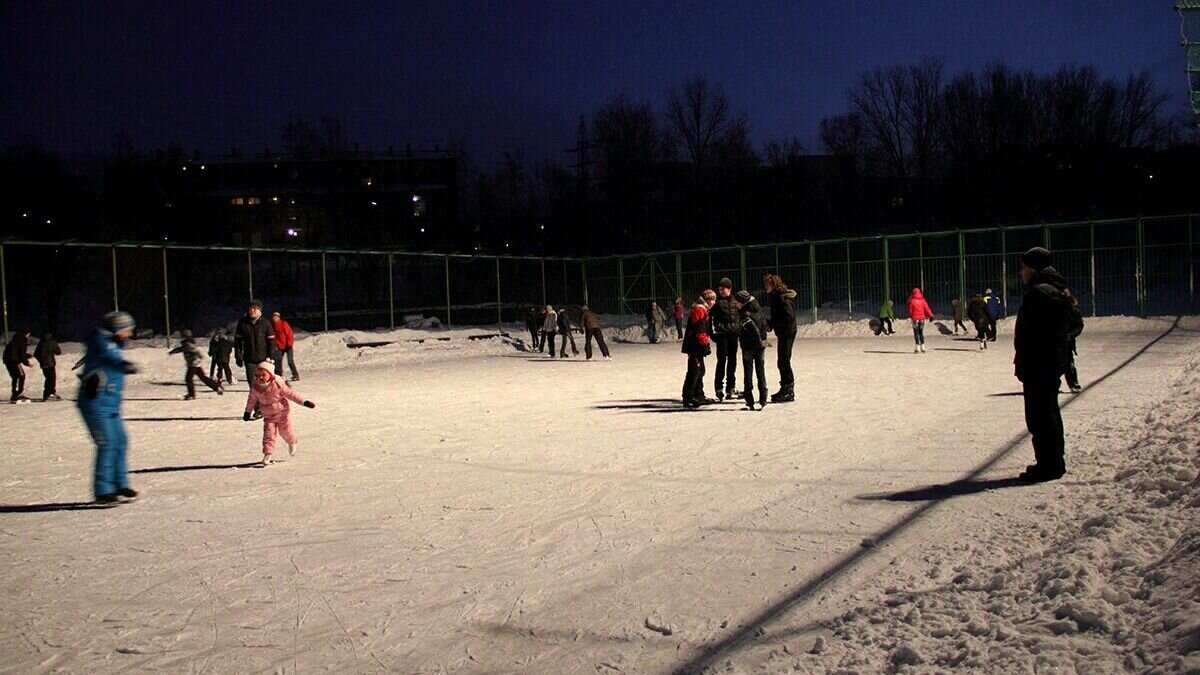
[525,304,611,360]
[3,328,62,403]
[672,246,1084,483]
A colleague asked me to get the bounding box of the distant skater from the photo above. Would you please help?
[541,305,559,358]
[874,300,895,336]
[645,302,666,344]
[763,274,797,402]
[169,329,223,399]
[735,290,769,410]
[3,328,32,402]
[967,293,990,349]
[33,331,62,400]
[983,288,1001,341]
[710,278,741,401]
[579,306,611,360]
[557,306,578,357]
[907,288,934,353]
[272,312,300,381]
[673,298,685,341]
[951,298,968,335]
[208,327,235,384]
[78,312,139,504]
[681,289,716,408]
[243,361,316,466]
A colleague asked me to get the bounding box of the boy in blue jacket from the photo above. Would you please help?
[77,311,139,505]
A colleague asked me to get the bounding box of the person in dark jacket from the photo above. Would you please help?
[524,305,544,352]
[170,329,224,399]
[235,299,275,417]
[33,331,62,400]
[966,293,990,349]
[78,311,139,504]
[735,290,769,410]
[1063,288,1084,393]
[1013,247,1080,483]
[541,305,559,358]
[557,306,579,357]
[579,306,610,360]
[763,274,797,402]
[710,278,741,400]
[645,302,666,344]
[208,328,235,384]
[682,290,716,408]
[4,328,33,402]
[983,288,1001,341]
[951,298,968,335]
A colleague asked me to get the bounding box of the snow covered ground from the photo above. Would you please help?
[1,316,1197,674]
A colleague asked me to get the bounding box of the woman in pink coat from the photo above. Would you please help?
[907,288,935,353]
[244,361,315,465]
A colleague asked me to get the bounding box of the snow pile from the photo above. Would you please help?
[777,347,1200,674]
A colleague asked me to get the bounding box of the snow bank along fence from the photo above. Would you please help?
[0,214,1196,343]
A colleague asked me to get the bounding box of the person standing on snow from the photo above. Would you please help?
[763,274,797,403]
[1014,247,1081,482]
[557,306,579,357]
[169,329,224,399]
[1063,288,1084,393]
[735,290,769,411]
[710,278,742,401]
[645,301,666,344]
[983,288,1001,342]
[579,306,611,360]
[874,299,896,336]
[235,300,274,418]
[673,298,685,341]
[243,361,316,466]
[77,311,139,505]
[271,311,300,381]
[541,305,559,358]
[967,293,990,349]
[907,288,935,353]
[33,331,62,400]
[682,289,716,408]
[208,327,235,384]
[951,298,968,335]
[3,328,33,402]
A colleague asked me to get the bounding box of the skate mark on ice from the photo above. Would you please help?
[668,316,1184,675]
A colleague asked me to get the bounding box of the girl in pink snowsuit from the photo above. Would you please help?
[244,361,315,465]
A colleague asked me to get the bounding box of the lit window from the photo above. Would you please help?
[230,197,244,206]
[270,196,279,203]
[246,197,262,206]
[361,177,373,187]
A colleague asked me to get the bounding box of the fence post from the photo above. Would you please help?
[917,234,926,290]
[675,253,683,300]
[388,254,395,330]
[495,256,502,329]
[774,244,780,274]
[845,239,853,319]
[650,256,657,303]
[162,247,172,348]
[247,249,254,302]
[581,259,589,307]
[617,257,626,321]
[540,257,547,307]
[0,244,8,344]
[739,246,747,291]
[882,236,891,303]
[957,230,966,307]
[444,255,451,328]
[1136,217,1146,318]
[808,241,817,323]
[1089,220,1097,318]
[111,246,120,310]
[1000,226,1008,317]
[321,252,329,332]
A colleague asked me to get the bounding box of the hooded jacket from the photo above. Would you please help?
[766,289,797,336]
[33,333,61,368]
[273,318,295,350]
[542,309,558,334]
[1014,267,1077,383]
[907,289,935,320]
[244,364,307,421]
[682,303,712,356]
[737,299,768,352]
[77,329,134,413]
[579,308,602,331]
[709,295,741,335]
[3,332,31,367]
[208,332,234,363]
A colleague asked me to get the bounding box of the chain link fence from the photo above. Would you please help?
[1,214,1195,343]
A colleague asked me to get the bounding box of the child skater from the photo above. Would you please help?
[243,360,315,466]
[169,329,223,399]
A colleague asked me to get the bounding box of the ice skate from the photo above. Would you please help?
[914,347,920,353]
[919,344,926,353]
[288,440,298,457]
[117,487,139,502]
[715,390,724,401]
[183,394,196,400]
[261,454,274,466]
[44,393,62,401]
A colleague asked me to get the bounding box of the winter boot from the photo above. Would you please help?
[771,384,795,403]
[715,390,724,401]
[288,440,298,457]
[743,391,755,410]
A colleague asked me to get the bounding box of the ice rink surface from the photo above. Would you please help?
[2,316,1197,673]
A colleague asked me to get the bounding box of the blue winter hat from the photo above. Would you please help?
[103,310,135,333]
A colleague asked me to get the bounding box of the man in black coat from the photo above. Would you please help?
[3,328,33,402]
[208,327,235,384]
[764,274,798,402]
[1013,247,1079,483]
[33,331,62,400]
[235,299,275,416]
[710,278,741,400]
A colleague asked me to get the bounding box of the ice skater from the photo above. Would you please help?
[763,274,797,402]
[983,288,1001,341]
[541,305,559,358]
[3,328,33,402]
[906,288,935,353]
[33,331,62,400]
[235,299,275,418]
[208,327,235,384]
[271,311,300,381]
[874,299,895,336]
[735,290,769,410]
[967,293,990,349]
[78,311,139,504]
[243,361,316,466]
[1063,288,1084,393]
[673,298,685,341]
[557,305,578,357]
[710,278,741,401]
[645,301,666,344]
[951,298,968,335]
[681,289,716,408]
[579,306,611,360]
[169,329,223,399]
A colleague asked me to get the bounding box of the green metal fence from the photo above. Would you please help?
[0,214,1195,343]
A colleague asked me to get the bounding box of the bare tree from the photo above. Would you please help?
[666,76,749,166]
[762,137,806,169]
[819,112,864,159]
[849,65,911,177]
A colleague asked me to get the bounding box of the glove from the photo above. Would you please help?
[302,400,315,409]
[122,363,139,375]
[243,411,252,422]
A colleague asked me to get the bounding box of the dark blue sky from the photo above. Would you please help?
[0,1,1187,167]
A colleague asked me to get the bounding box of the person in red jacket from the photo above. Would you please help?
[682,289,716,408]
[673,297,685,341]
[271,312,300,381]
[907,288,935,353]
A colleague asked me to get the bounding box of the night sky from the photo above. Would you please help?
[0,1,1187,167]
